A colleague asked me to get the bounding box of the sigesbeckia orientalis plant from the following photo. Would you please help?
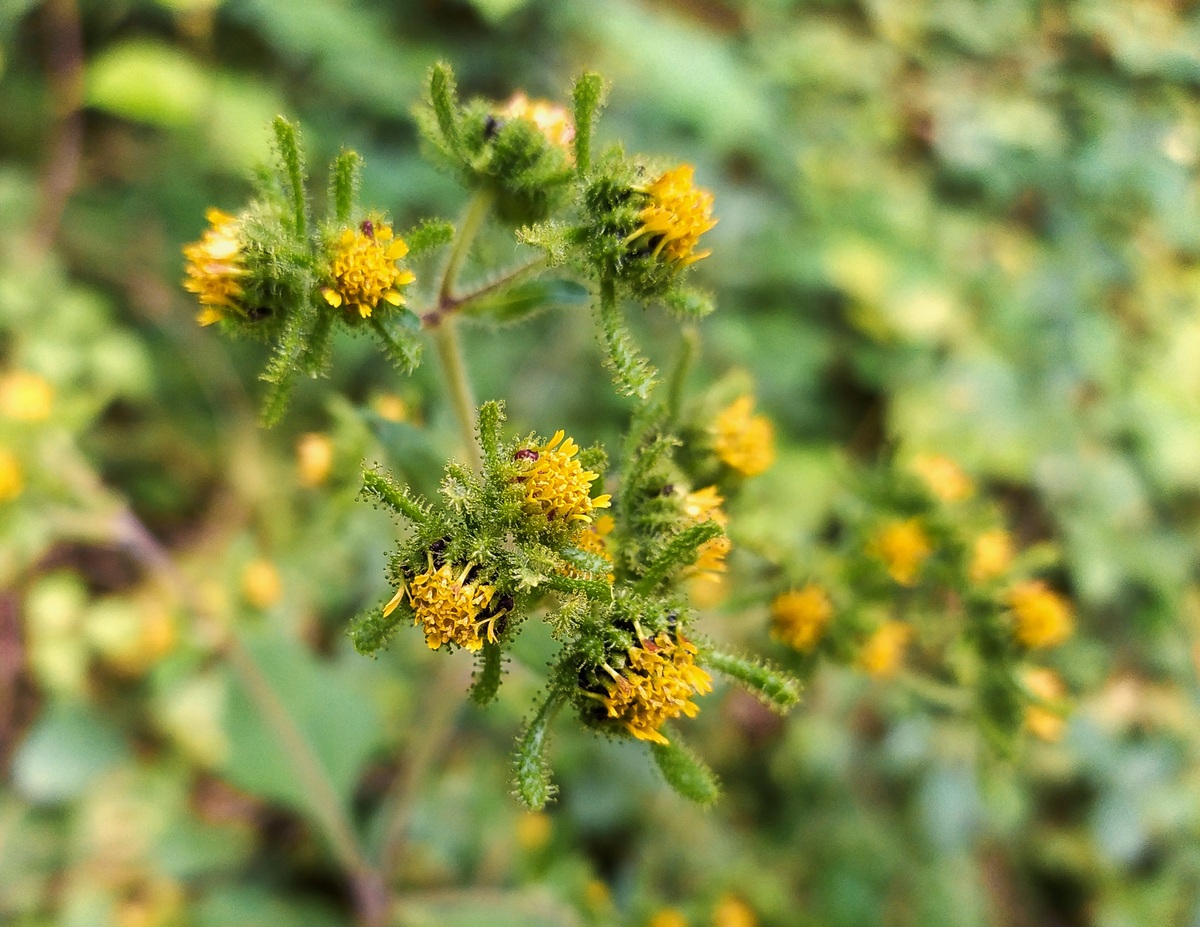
[182,63,799,809]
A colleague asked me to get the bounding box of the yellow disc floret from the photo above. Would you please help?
[1009,580,1073,649]
[713,396,775,477]
[771,584,834,653]
[517,430,612,524]
[321,219,415,319]
[858,620,912,678]
[869,518,932,586]
[501,92,575,156]
[399,558,498,652]
[626,164,717,267]
[596,630,713,744]
[183,208,246,326]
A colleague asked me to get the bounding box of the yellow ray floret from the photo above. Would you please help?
[183,208,246,326]
[712,396,775,477]
[771,584,834,653]
[517,430,611,523]
[399,557,497,652]
[1009,580,1073,649]
[501,92,576,157]
[1023,666,1067,742]
[596,630,713,744]
[869,518,932,586]
[321,220,415,319]
[626,164,717,267]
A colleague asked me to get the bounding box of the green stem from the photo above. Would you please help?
[433,319,483,472]
[426,191,495,471]
[438,190,494,305]
[666,324,698,425]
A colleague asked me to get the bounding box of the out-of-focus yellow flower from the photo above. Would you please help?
[858,620,912,678]
[320,219,415,319]
[297,433,333,487]
[969,529,1014,584]
[501,92,575,156]
[771,584,833,653]
[517,430,611,524]
[598,631,712,744]
[515,811,552,851]
[910,453,974,503]
[1009,580,1073,649]
[0,370,54,421]
[584,879,612,913]
[713,893,758,927]
[868,518,932,586]
[372,393,408,423]
[1023,666,1067,742]
[713,396,775,477]
[242,559,283,609]
[183,208,245,325]
[649,908,689,927]
[628,164,717,267]
[0,447,23,501]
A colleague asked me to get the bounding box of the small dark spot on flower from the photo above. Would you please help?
[659,483,675,496]
[514,448,539,462]
[484,115,500,139]
[360,219,374,238]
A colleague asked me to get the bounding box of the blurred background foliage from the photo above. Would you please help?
[3,0,1200,925]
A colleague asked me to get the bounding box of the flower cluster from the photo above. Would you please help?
[764,450,1075,753]
[350,402,797,807]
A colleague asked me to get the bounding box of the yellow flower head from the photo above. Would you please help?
[597,630,713,744]
[969,529,1015,584]
[1023,666,1067,742]
[713,894,758,927]
[627,164,717,267]
[517,430,612,523]
[183,208,246,326]
[682,485,728,527]
[869,518,932,586]
[241,559,283,610]
[713,396,775,477]
[0,447,23,502]
[648,910,689,927]
[910,453,974,503]
[402,557,498,651]
[320,219,415,319]
[858,620,912,678]
[1009,580,1073,649]
[296,432,333,487]
[0,370,54,421]
[501,92,575,156]
[771,584,834,652]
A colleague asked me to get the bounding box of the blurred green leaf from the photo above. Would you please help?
[86,41,211,127]
[11,703,127,803]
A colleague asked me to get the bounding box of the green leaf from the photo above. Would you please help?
[634,520,724,594]
[272,116,307,237]
[511,690,565,810]
[11,702,127,803]
[428,61,462,156]
[462,277,589,324]
[595,280,658,400]
[470,643,504,705]
[86,40,211,126]
[329,149,361,224]
[705,650,801,713]
[467,0,530,23]
[222,630,383,815]
[405,217,455,257]
[572,72,606,174]
[650,734,720,805]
